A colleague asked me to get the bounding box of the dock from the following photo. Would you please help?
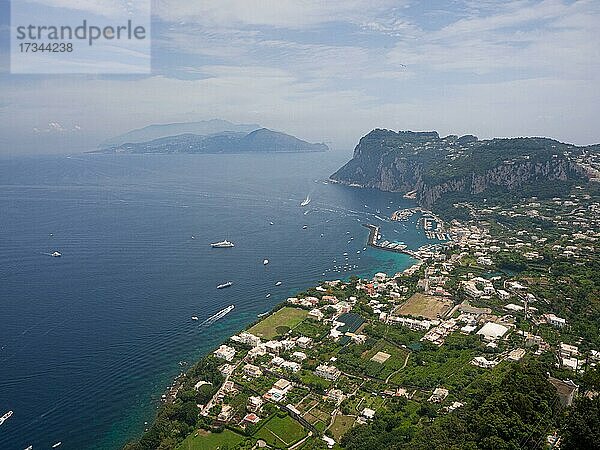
[362,224,419,259]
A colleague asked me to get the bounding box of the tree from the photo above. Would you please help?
[561,395,600,450]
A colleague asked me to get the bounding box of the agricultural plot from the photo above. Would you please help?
[353,339,410,379]
[301,399,334,430]
[390,345,481,391]
[345,391,387,414]
[329,415,356,440]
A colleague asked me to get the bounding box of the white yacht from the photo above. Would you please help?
[191,316,199,321]
[263,259,269,265]
[0,410,13,426]
[300,195,311,206]
[211,240,234,248]
[51,251,61,257]
[217,281,233,289]
[275,281,282,286]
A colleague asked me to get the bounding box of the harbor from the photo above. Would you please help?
[363,223,420,259]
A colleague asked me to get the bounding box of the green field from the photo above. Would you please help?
[248,307,308,339]
[396,293,452,320]
[329,415,355,440]
[177,429,245,450]
[254,414,307,448]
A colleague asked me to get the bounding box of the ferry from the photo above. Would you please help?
[0,410,13,426]
[51,251,62,257]
[300,195,311,206]
[216,281,233,289]
[211,240,234,248]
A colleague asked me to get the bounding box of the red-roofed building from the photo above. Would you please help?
[243,413,261,424]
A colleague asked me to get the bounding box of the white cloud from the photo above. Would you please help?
[388,0,600,78]
[154,0,403,28]
[24,0,149,19]
[2,0,599,154]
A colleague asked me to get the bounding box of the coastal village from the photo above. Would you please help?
[138,183,600,450]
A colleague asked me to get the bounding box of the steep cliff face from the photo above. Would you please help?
[331,129,591,208]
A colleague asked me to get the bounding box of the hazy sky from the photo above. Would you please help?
[1,0,599,155]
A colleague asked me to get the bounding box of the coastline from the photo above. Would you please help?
[122,226,417,449]
[122,201,461,448]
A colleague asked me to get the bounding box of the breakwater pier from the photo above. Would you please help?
[362,223,420,258]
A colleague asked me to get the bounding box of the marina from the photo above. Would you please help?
[363,223,419,258]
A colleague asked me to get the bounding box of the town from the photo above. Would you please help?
[128,182,600,450]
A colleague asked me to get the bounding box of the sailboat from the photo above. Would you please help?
[300,195,311,207]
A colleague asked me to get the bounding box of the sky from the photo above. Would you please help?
[0,0,599,155]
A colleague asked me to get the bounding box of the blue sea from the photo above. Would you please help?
[0,152,430,449]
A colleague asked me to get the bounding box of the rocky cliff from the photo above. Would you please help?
[331,129,594,208]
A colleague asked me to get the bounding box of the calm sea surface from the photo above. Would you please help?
[0,152,429,449]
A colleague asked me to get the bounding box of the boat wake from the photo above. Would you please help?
[200,305,235,326]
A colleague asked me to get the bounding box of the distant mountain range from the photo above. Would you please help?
[94,121,328,155]
[331,129,599,209]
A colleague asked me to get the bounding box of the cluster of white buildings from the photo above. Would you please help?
[422,318,459,346]
[462,277,496,299]
[213,345,236,362]
[543,313,567,328]
[315,364,341,381]
[230,331,262,347]
[287,296,320,308]
[387,315,433,331]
